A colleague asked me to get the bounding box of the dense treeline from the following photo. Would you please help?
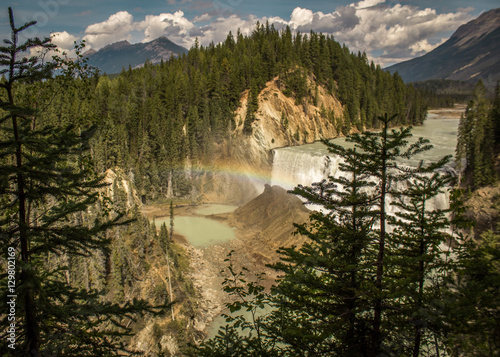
[456,80,500,188]
[0,10,197,355]
[36,23,428,201]
[197,115,500,357]
[413,79,477,108]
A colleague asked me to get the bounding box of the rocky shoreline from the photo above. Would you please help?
[142,185,311,340]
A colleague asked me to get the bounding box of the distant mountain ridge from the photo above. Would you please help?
[387,8,500,84]
[84,36,188,74]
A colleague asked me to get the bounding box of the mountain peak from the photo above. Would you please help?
[102,40,131,51]
[83,48,97,56]
[451,8,500,47]
[84,37,188,74]
[387,8,500,85]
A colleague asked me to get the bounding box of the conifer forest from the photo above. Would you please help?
[0,5,499,357]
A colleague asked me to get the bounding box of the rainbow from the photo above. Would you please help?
[165,159,300,192]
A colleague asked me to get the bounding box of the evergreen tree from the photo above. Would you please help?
[159,222,169,254]
[0,9,158,355]
[198,115,455,356]
[444,229,500,356]
[387,169,454,356]
[271,147,378,356]
[1,21,429,201]
[343,114,433,355]
[491,81,500,151]
[456,80,496,188]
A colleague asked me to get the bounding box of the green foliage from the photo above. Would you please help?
[456,80,499,188]
[444,231,500,356]
[198,115,461,356]
[273,145,378,356]
[159,222,170,254]
[412,79,477,108]
[387,170,455,355]
[243,84,259,135]
[22,23,427,201]
[282,67,308,105]
[0,9,162,355]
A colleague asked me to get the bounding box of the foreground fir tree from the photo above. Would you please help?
[274,114,451,357]
[270,149,377,356]
[444,229,500,356]
[197,114,458,356]
[0,8,160,356]
[387,169,454,356]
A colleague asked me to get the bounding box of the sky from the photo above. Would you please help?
[1,0,498,67]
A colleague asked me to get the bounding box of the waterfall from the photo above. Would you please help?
[271,144,453,218]
[271,143,343,190]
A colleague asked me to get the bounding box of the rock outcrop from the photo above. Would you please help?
[229,184,310,263]
[228,76,344,171]
[464,182,500,239]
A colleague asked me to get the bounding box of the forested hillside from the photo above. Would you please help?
[37,23,427,201]
[2,6,499,356]
[456,80,500,189]
[0,10,199,355]
[0,14,433,355]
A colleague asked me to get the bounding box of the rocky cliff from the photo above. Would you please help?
[464,182,500,239]
[83,169,201,355]
[228,76,344,170]
[191,75,344,205]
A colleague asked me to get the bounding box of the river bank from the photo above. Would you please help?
[427,104,466,119]
[140,106,465,342]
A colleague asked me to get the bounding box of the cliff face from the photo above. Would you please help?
[191,75,344,205]
[464,182,500,239]
[227,76,343,171]
[88,169,201,355]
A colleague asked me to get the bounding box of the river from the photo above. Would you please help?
[271,116,460,190]
[154,204,238,247]
[206,108,463,339]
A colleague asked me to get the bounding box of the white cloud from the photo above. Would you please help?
[27,31,79,60]
[355,0,386,10]
[49,31,80,57]
[83,11,134,50]
[136,11,195,47]
[193,13,212,23]
[51,31,78,50]
[283,3,474,65]
[194,14,256,47]
[409,37,447,56]
[290,7,314,27]
[66,2,475,65]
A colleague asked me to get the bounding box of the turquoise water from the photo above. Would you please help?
[195,204,239,216]
[272,118,460,189]
[328,118,459,163]
[154,205,238,248]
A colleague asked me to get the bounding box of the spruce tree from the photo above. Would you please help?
[0,8,158,356]
[387,169,454,356]
[271,147,378,356]
[456,80,495,188]
[199,114,455,356]
[343,114,433,355]
[444,229,500,356]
